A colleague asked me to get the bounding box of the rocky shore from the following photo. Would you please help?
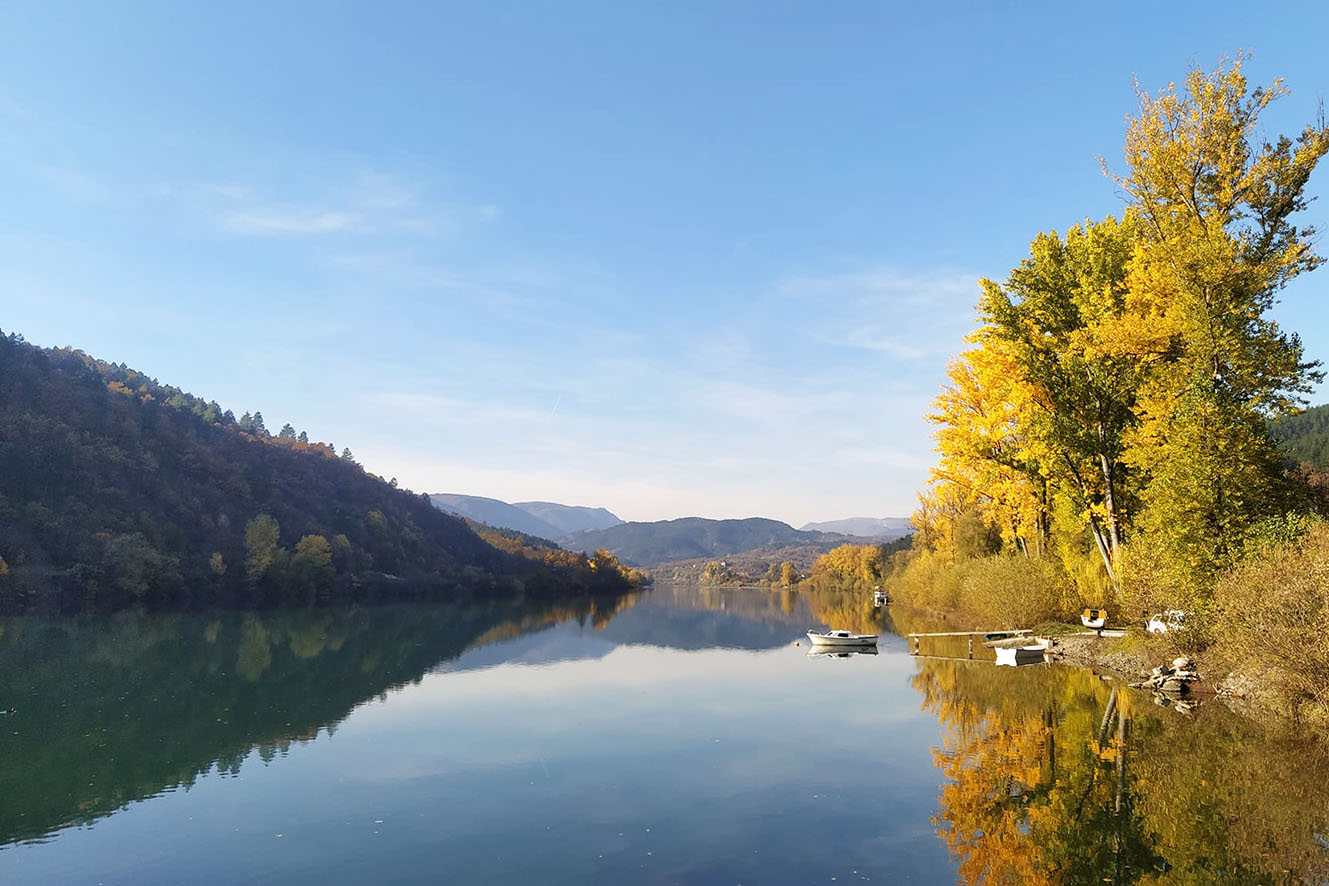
[1045,632,1154,677]
[1042,632,1299,722]
[1044,635,1207,713]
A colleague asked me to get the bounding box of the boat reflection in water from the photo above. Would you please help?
[806,645,879,659]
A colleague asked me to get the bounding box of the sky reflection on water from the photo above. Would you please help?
[2,586,1326,884]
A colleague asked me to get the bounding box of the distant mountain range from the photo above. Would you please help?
[798,517,913,538]
[428,493,622,540]
[511,501,623,534]
[560,517,819,566]
[558,517,913,567]
[426,494,914,568]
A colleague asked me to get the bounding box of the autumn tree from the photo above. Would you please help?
[915,58,1329,610]
[978,215,1141,581]
[1107,57,1329,595]
[289,534,334,593]
[244,515,281,582]
[927,338,1049,559]
[809,544,885,589]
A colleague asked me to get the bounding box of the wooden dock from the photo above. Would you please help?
[906,629,1033,658]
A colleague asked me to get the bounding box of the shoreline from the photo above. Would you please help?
[1042,629,1302,728]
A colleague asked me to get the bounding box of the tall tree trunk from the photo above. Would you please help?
[1088,515,1118,586]
[1063,453,1119,585]
[1099,451,1121,556]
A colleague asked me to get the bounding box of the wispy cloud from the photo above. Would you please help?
[219,207,360,235]
[778,268,976,308]
[777,267,979,359]
[192,166,497,239]
[367,392,559,429]
[37,166,114,204]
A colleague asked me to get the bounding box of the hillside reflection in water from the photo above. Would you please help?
[1,585,1326,884]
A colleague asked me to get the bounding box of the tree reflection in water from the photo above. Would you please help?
[915,657,1329,884]
[0,592,638,847]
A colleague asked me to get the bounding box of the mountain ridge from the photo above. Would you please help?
[511,501,622,534]
[798,516,912,538]
[558,516,883,567]
[428,493,566,539]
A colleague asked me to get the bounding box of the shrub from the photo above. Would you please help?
[960,556,1072,627]
[1116,535,1195,630]
[1214,523,1329,716]
[888,550,1073,626]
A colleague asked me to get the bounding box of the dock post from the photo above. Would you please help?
[968,636,974,659]
[912,636,920,655]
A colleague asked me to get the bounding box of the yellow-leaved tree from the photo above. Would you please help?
[927,337,1049,560]
[1105,56,1329,601]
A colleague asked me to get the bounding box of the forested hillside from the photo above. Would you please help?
[1272,403,1329,469]
[0,331,639,610]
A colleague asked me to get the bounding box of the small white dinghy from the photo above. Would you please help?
[995,639,1049,667]
[806,629,878,647]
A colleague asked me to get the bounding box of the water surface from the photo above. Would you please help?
[2,586,1326,884]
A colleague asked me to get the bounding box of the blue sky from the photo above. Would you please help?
[3,2,1328,525]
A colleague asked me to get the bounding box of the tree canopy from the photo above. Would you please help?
[915,57,1329,610]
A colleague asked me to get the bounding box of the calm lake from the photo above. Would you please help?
[2,585,1327,884]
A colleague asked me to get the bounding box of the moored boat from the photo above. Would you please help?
[1081,608,1108,631]
[806,629,878,647]
[995,645,1049,667]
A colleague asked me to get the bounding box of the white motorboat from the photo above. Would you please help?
[806,629,878,647]
[1081,608,1108,631]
